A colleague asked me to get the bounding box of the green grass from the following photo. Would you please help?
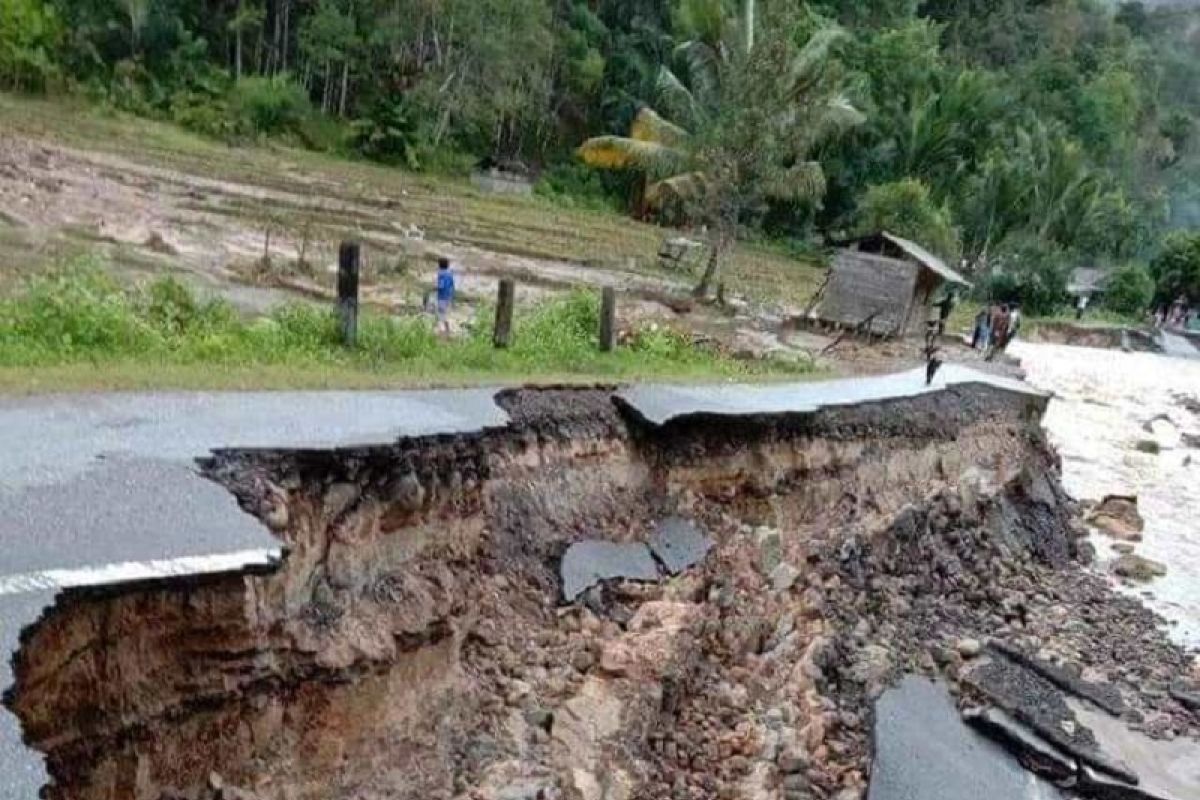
[0,93,826,309]
[1023,310,1145,330]
[0,261,813,392]
[946,302,1146,338]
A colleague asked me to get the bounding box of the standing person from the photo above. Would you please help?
[1008,303,1023,344]
[971,307,990,350]
[934,290,956,336]
[986,304,1010,361]
[1076,294,1090,321]
[434,256,456,337]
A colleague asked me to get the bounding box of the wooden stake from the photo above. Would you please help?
[599,287,617,352]
[494,279,515,348]
[337,241,360,347]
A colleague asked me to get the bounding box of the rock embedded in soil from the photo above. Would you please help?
[1087,495,1145,542]
[956,638,983,659]
[1113,553,1168,582]
[771,562,801,592]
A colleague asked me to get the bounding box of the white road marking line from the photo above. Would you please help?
[0,548,281,597]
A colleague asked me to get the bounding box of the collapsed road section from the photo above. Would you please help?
[2,368,1197,800]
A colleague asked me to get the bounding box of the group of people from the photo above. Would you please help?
[1154,298,1196,331]
[971,302,1022,360]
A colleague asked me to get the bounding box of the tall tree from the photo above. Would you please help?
[581,2,863,296]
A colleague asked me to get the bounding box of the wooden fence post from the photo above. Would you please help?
[494,279,515,348]
[599,287,616,352]
[337,241,360,347]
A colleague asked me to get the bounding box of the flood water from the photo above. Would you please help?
[1012,341,1200,650]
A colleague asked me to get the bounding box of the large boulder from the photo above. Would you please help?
[1112,553,1167,582]
[1087,496,1145,542]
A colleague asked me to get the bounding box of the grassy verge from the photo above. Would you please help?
[1022,310,1146,331]
[0,93,827,309]
[0,263,813,392]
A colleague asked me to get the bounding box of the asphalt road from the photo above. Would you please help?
[619,364,1043,426]
[0,369,1043,799]
[0,388,507,799]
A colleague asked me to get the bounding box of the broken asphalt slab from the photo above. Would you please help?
[617,364,1046,427]
[559,541,660,602]
[560,517,713,602]
[960,642,1140,784]
[963,706,1077,783]
[1071,700,1200,800]
[648,517,713,575]
[868,676,1065,800]
[959,642,1200,799]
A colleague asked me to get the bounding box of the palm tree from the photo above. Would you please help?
[578,1,862,297]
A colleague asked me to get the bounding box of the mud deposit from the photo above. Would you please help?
[5,384,1198,800]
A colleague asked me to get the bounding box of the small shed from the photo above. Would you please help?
[1067,268,1107,300]
[470,157,535,196]
[815,232,970,337]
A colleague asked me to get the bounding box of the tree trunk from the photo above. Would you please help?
[235,0,244,79]
[323,62,332,113]
[271,0,281,75]
[743,0,755,53]
[281,0,290,73]
[339,61,350,117]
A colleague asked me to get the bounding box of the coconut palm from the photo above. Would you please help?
[578,1,862,297]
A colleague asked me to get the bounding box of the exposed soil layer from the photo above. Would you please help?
[1026,322,1159,353]
[6,385,1198,800]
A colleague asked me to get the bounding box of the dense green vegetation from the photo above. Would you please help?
[3,0,1200,312]
[0,260,803,385]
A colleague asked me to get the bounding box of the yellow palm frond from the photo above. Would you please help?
[577,136,687,174]
[630,107,690,147]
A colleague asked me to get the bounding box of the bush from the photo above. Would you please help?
[857,178,961,263]
[1103,264,1154,315]
[0,0,61,92]
[350,98,422,167]
[227,75,312,137]
[0,265,155,360]
[534,162,622,211]
[170,89,236,138]
[1150,231,1200,305]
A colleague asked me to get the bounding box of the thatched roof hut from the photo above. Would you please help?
[815,232,970,338]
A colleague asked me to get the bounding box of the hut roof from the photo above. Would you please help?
[877,233,971,287]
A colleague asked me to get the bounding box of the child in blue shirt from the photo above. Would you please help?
[435,256,455,336]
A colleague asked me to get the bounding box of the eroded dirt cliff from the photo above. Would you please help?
[6,384,1197,800]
